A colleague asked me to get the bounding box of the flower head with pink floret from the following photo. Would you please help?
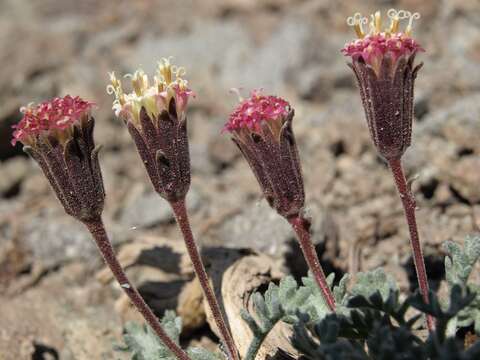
[225,90,304,218]
[11,95,94,147]
[11,95,104,222]
[224,90,290,135]
[342,9,424,75]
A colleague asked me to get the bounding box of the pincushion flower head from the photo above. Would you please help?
[11,96,105,222]
[342,9,424,160]
[224,90,304,219]
[107,58,193,201]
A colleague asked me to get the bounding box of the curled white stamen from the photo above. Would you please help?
[20,102,36,114]
[106,85,114,95]
[346,13,358,26]
[347,9,421,38]
[347,12,368,38]
[397,10,409,19]
[229,87,244,102]
[405,12,420,35]
[175,67,186,78]
[387,9,398,19]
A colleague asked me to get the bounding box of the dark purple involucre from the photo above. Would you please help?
[225,91,304,219]
[349,55,422,160]
[18,102,105,222]
[127,101,191,202]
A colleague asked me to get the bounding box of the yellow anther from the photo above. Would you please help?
[354,22,365,38]
[387,9,400,34]
[175,66,186,79]
[153,75,164,93]
[368,14,375,35]
[157,58,173,85]
[119,94,126,106]
[374,11,382,34]
[108,72,120,91]
[127,70,149,97]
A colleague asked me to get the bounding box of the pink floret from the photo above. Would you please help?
[341,33,424,66]
[172,84,195,114]
[224,90,290,133]
[11,95,94,146]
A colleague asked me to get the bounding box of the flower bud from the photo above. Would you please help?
[342,9,424,160]
[224,90,304,219]
[12,96,105,222]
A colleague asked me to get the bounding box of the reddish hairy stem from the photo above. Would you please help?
[388,157,435,332]
[170,200,239,360]
[84,218,191,360]
[289,216,336,311]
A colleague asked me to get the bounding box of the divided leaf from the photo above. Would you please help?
[115,311,220,360]
[444,235,480,286]
[116,319,178,360]
[350,268,398,302]
[444,235,480,335]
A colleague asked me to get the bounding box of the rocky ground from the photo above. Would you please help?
[1,0,480,358]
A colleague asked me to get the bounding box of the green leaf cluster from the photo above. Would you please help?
[115,311,221,360]
[444,235,480,335]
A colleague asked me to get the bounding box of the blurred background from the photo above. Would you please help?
[1,0,480,358]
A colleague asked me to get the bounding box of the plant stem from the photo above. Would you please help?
[387,157,435,332]
[244,333,267,360]
[84,218,191,360]
[289,216,336,311]
[170,200,239,360]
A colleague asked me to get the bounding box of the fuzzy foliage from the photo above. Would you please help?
[115,311,221,360]
[126,105,191,202]
[444,235,480,335]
